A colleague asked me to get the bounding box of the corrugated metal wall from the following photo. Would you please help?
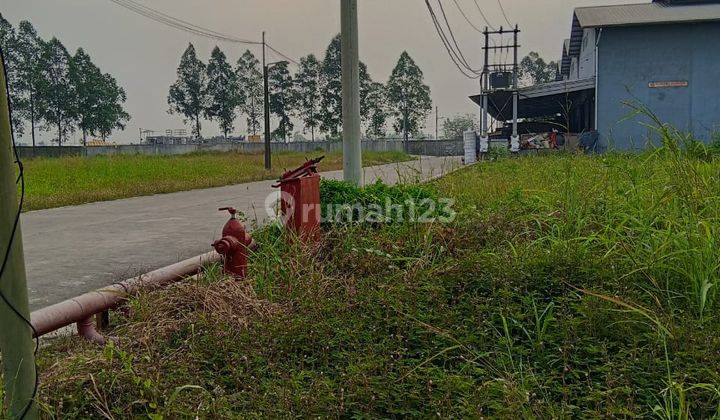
[596,21,720,150]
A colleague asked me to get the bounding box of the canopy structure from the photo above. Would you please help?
[470,77,596,132]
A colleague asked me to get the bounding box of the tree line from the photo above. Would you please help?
[519,52,558,87]
[169,35,433,141]
[0,14,130,146]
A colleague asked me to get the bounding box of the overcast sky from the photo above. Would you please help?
[2,0,636,144]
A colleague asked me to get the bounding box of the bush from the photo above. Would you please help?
[320,179,441,225]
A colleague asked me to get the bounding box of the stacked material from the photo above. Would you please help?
[463,131,477,164]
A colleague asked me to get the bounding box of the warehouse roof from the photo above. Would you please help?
[575,1,720,28]
[566,1,720,62]
[560,39,571,79]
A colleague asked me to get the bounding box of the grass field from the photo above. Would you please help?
[20,150,412,211]
[13,126,720,417]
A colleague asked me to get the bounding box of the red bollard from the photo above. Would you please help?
[213,207,255,278]
[273,157,324,239]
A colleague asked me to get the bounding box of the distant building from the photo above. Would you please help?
[146,133,247,145]
[472,0,720,151]
[145,135,190,145]
[86,139,116,147]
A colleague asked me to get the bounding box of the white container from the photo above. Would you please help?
[463,131,477,165]
[479,136,489,153]
[510,135,520,153]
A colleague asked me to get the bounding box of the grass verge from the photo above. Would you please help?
[9,127,720,417]
[20,150,413,211]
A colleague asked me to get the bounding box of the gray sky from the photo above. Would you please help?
[3,0,635,144]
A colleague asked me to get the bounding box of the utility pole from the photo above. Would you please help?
[435,106,439,140]
[511,24,520,152]
[341,0,362,185]
[0,49,37,419]
[262,31,272,171]
[480,25,520,153]
[481,27,489,141]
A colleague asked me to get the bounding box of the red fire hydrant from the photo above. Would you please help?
[213,207,255,278]
[273,156,323,239]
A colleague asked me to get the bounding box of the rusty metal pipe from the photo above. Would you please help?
[31,251,221,338]
[77,317,106,345]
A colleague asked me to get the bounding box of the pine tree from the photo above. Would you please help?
[268,61,295,141]
[0,14,24,136]
[205,46,239,139]
[319,35,342,137]
[365,82,389,139]
[69,48,103,145]
[319,34,374,139]
[38,37,74,145]
[295,54,321,141]
[14,21,45,147]
[93,73,130,140]
[4,17,128,145]
[359,62,373,126]
[387,52,432,141]
[0,15,14,62]
[168,43,207,139]
[236,50,263,136]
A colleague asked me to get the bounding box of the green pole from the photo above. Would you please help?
[0,51,37,419]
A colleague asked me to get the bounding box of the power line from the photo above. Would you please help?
[266,43,299,66]
[450,0,498,52]
[427,3,477,78]
[108,0,262,45]
[436,0,480,73]
[107,0,301,66]
[451,0,483,33]
[497,0,513,27]
[426,0,478,78]
[471,0,498,31]
[424,0,480,79]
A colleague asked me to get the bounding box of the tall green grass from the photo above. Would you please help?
[22,116,720,417]
[20,150,412,211]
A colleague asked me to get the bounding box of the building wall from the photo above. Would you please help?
[566,29,597,82]
[578,28,597,79]
[569,57,579,80]
[597,22,720,150]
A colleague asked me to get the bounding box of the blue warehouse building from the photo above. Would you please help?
[473,0,720,151]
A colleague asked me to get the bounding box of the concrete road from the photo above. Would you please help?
[22,156,461,310]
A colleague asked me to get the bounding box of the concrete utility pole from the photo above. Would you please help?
[262,31,272,171]
[0,51,37,419]
[511,25,520,152]
[341,0,362,185]
[479,27,490,155]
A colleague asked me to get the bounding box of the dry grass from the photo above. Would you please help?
[38,271,283,418]
[126,273,283,343]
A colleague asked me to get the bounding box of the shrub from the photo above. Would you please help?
[320,179,441,225]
